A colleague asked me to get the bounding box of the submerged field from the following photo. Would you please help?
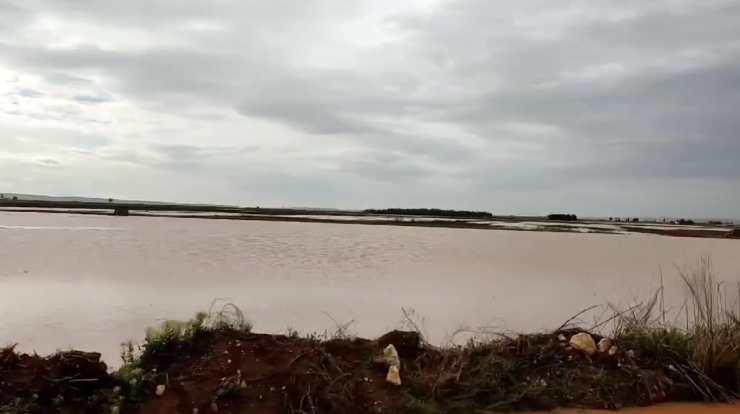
[3,263,740,413]
[1,203,737,240]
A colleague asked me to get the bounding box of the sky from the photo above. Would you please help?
[1,0,739,218]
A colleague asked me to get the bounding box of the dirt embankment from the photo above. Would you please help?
[2,327,736,414]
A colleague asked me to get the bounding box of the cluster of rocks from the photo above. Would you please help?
[381,345,402,386]
[568,332,618,356]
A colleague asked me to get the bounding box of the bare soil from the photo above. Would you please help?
[2,328,724,414]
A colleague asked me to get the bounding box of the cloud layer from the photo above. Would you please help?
[1,0,739,218]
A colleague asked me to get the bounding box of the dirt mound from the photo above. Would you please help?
[1,328,729,413]
[0,345,116,412]
[136,329,683,413]
[139,331,402,414]
[403,329,674,412]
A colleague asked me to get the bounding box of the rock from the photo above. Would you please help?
[569,333,597,355]
[382,344,400,368]
[155,385,166,396]
[608,345,618,356]
[598,338,614,353]
[210,402,219,412]
[377,331,421,359]
[558,334,567,341]
[386,366,402,386]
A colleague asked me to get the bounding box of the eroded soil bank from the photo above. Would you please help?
[2,326,737,414]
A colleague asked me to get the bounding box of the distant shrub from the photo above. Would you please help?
[364,208,493,219]
[547,213,577,221]
[632,218,640,222]
[677,219,695,225]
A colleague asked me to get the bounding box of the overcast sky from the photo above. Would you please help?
[1,0,739,218]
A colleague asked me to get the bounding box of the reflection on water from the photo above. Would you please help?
[1,212,739,366]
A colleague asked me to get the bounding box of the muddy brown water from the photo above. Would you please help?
[1,212,739,367]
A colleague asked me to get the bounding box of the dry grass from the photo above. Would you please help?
[612,257,740,402]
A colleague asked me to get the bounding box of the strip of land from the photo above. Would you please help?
[1,198,737,240]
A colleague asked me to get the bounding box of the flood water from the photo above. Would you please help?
[1,212,739,366]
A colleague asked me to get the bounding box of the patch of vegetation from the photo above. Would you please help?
[363,208,494,219]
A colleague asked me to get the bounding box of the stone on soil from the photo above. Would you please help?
[569,333,597,355]
[598,338,614,353]
[382,344,400,368]
[386,366,402,386]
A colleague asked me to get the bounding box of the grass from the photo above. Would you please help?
[612,258,740,401]
[395,257,740,413]
[115,301,254,412]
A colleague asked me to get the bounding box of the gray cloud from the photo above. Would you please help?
[73,94,111,104]
[0,0,738,217]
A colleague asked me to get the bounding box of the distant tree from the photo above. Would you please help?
[108,198,114,203]
[364,208,493,219]
[632,218,639,222]
[12,196,18,200]
[608,217,613,221]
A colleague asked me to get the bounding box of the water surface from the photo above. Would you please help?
[1,212,738,365]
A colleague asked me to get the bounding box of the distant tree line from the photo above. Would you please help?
[363,208,494,219]
[547,213,578,221]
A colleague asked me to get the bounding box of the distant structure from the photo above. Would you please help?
[547,213,577,221]
[113,207,129,216]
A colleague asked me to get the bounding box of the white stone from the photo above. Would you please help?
[569,333,597,355]
[608,345,618,356]
[155,385,166,396]
[386,366,402,386]
[598,338,614,353]
[382,344,400,368]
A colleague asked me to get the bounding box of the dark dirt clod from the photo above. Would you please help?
[1,347,115,413]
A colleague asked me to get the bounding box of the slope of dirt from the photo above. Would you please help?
[138,330,403,414]
[0,329,734,413]
[0,346,116,413]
